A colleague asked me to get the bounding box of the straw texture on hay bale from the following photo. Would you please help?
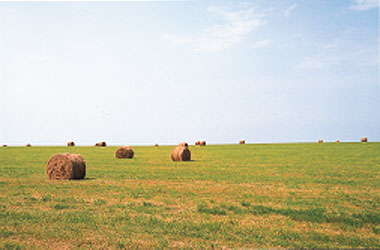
[195,141,200,145]
[25,144,31,147]
[67,142,75,147]
[361,137,367,142]
[115,146,134,159]
[171,146,191,161]
[178,142,188,147]
[239,140,245,144]
[318,139,323,143]
[46,153,86,180]
[200,141,206,146]
[95,142,107,147]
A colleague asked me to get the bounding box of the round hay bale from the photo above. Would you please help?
[318,139,323,143]
[2,145,7,147]
[200,141,206,146]
[171,146,191,161]
[195,141,200,145]
[25,144,31,147]
[154,144,159,147]
[115,146,134,159]
[95,142,107,147]
[239,140,245,144]
[335,140,340,143]
[46,153,86,180]
[361,137,367,142]
[178,142,188,147]
[67,141,75,147]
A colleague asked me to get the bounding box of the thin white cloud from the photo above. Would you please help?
[251,39,273,49]
[163,6,265,52]
[283,4,297,17]
[349,0,379,11]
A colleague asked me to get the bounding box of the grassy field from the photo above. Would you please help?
[0,143,379,249]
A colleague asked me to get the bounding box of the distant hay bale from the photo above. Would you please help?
[195,141,200,145]
[200,141,206,146]
[361,137,367,142]
[154,144,159,147]
[239,140,245,144]
[318,139,323,143]
[25,144,31,147]
[171,146,191,161]
[178,142,188,147]
[335,140,340,143]
[2,145,7,147]
[115,146,134,159]
[46,153,86,180]
[67,142,75,147]
[95,141,107,147]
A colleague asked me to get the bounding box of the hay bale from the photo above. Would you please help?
[335,140,340,143]
[115,146,134,159]
[25,144,31,147]
[67,142,75,147]
[361,137,367,142]
[2,145,7,147]
[171,146,191,161]
[239,140,245,144]
[46,153,86,180]
[200,141,206,146]
[178,142,188,147]
[318,139,323,143]
[154,144,159,147]
[195,141,200,145]
[95,141,107,147]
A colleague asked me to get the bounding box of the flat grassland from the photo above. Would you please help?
[0,143,379,249]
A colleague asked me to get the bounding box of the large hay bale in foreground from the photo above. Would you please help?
[95,141,107,147]
[361,137,367,142]
[200,141,206,146]
[115,146,134,159]
[178,142,188,147]
[239,140,245,144]
[46,153,86,180]
[318,139,323,143]
[171,146,191,161]
[67,141,75,147]
[25,144,31,147]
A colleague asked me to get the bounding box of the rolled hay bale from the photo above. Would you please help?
[25,144,31,147]
[200,141,206,146]
[239,140,245,144]
[361,137,367,142]
[178,142,188,147]
[171,146,191,161]
[318,139,323,143]
[2,145,7,147]
[335,140,340,143]
[67,141,75,147]
[195,141,200,145]
[115,146,134,159]
[95,141,107,147]
[46,153,86,180]
[154,144,159,147]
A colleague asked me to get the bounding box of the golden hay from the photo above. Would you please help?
[171,146,191,161]
[115,146,134,159]
[67,142,75,147]
[239,140,245,144]
[46,153,86,180]
[361,137,368,142]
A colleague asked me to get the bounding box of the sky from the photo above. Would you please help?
[0,0,379,146]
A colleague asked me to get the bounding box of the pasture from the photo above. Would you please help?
[0,143,379,249]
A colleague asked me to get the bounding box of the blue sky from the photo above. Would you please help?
[0,0,379,145]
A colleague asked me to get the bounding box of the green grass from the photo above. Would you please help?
[0,143,379,249]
